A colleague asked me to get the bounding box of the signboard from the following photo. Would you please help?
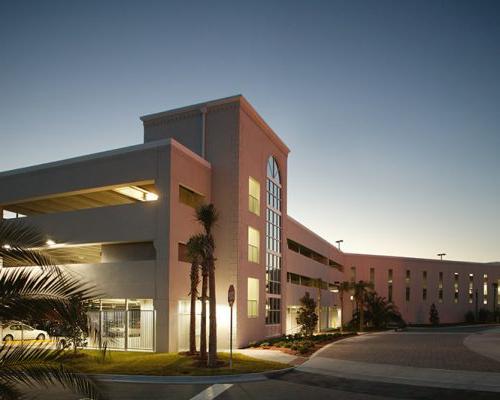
[228,284,235,307]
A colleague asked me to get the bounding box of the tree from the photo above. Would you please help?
[338,281,352,333]
[429,303,440,326]
[351,280,374,332]
[361,292,403,328]
[296,292,318,337]
[51,295,90,354]
[196,204,219,368]
[0,221,103,399]
[186,234,205,355]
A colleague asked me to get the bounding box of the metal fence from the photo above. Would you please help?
[87,310,155,351]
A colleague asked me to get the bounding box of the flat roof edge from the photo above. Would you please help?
[0,139,173,178]
[344,252,493,265]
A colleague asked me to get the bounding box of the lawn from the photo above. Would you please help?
[61,350,288,376]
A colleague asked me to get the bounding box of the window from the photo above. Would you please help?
[405,270,410,302]
[438,272,444,303]
[266,157,282,324]
[369,268,375,285]
[179,185,204,208]
[454,273,459,304]
[248,227,260,263]
[483,274,488,304]
[388,269,393,302]
[248,177,260,216]
[350,267,356,282]
[266,297,281,324]
[247,278,259,318]
[468,274,474,304]
[422,271,427,301]
[178,243,189,263]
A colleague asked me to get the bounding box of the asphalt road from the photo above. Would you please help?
[25,325,500,400]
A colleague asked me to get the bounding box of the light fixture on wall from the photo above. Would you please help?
[113,186,159,202]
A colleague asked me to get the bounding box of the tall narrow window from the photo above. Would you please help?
[405,270,411,302]
[350,267,356,282]
[369,268,375,285]
[468,274,474,304]
[454,273,459,304]
[248,177,260,216]
[265,157,282,325]
[438,272,443,303]
[422,271,427,301]
[388,269,393,302]
[483,274,488,304]
[248,226,260,263]
[247,278,259,318]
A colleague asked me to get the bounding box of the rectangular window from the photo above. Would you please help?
[248,278,259,318]
[422,271,427,301]
[179,185,204,208]
[483,274,488,304]
[388,269,393,302]
[248,177,260,216]
[454,273,459,304]
[178,243,189,263]
[248,226,260,263]
[369,268,375,285]
[266,297,281,324]
[468,274,474,304]
[405,270,410,302]
[350,267,356,282]
[438,272,443,303]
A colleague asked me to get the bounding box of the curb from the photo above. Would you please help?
[309,333,359,359]
[92,366,295,385]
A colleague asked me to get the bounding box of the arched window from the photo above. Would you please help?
[265,156,282,325]
[267,157,280,184]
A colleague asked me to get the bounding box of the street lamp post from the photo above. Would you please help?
[437,253,446,261]
[336,240,343,251]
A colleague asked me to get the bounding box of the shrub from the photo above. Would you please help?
[296,292,318,337]
[465,311,475,323]
[429,303,439,326]
[478,308,491,323]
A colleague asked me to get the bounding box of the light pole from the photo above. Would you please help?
[336,240,343,251]
[438,253,446,260]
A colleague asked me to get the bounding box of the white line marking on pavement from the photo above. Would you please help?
[189,384,233,400]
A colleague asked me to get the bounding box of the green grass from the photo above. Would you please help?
[61,350,288,376]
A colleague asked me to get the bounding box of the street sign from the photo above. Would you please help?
[228,284,235,307]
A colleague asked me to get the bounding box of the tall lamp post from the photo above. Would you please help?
[336,240,344,251]
[437,253,446,261]
[228,284,235,369]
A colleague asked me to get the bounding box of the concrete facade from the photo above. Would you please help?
[0,95,499,351]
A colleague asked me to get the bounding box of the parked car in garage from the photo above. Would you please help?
[1,322,49,342]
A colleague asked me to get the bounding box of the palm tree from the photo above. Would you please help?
[363,292,402,328]
[338,281,351,333]
[186,234,205,355]
[351,280,374,332]
[195,204,218,368]
[0,220,103,399]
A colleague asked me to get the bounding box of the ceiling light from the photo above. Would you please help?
[113,186,158,202]
[2,244,12,250]
[46,239,56,246]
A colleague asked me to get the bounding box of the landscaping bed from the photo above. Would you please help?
[249,332,357,357]
[60,350,288,376]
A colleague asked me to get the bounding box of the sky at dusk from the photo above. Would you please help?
[1,1,499,262]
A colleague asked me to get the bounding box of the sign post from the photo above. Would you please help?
[228,284,235,369]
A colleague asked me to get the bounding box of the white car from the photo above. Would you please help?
[2,323,49,342]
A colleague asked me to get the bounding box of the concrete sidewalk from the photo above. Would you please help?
[298,356,500,393]
[464,326,500,364]
[235,348,305,365]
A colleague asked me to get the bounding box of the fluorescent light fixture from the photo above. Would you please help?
[1,244,12,250]
[46,239,56,246]
[113,186,159,202]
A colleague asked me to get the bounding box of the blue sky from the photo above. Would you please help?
[1,1,499,262]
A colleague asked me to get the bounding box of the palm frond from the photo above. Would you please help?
[195,203,218,235]
[0,267,99,321]
[0,343,104,399]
